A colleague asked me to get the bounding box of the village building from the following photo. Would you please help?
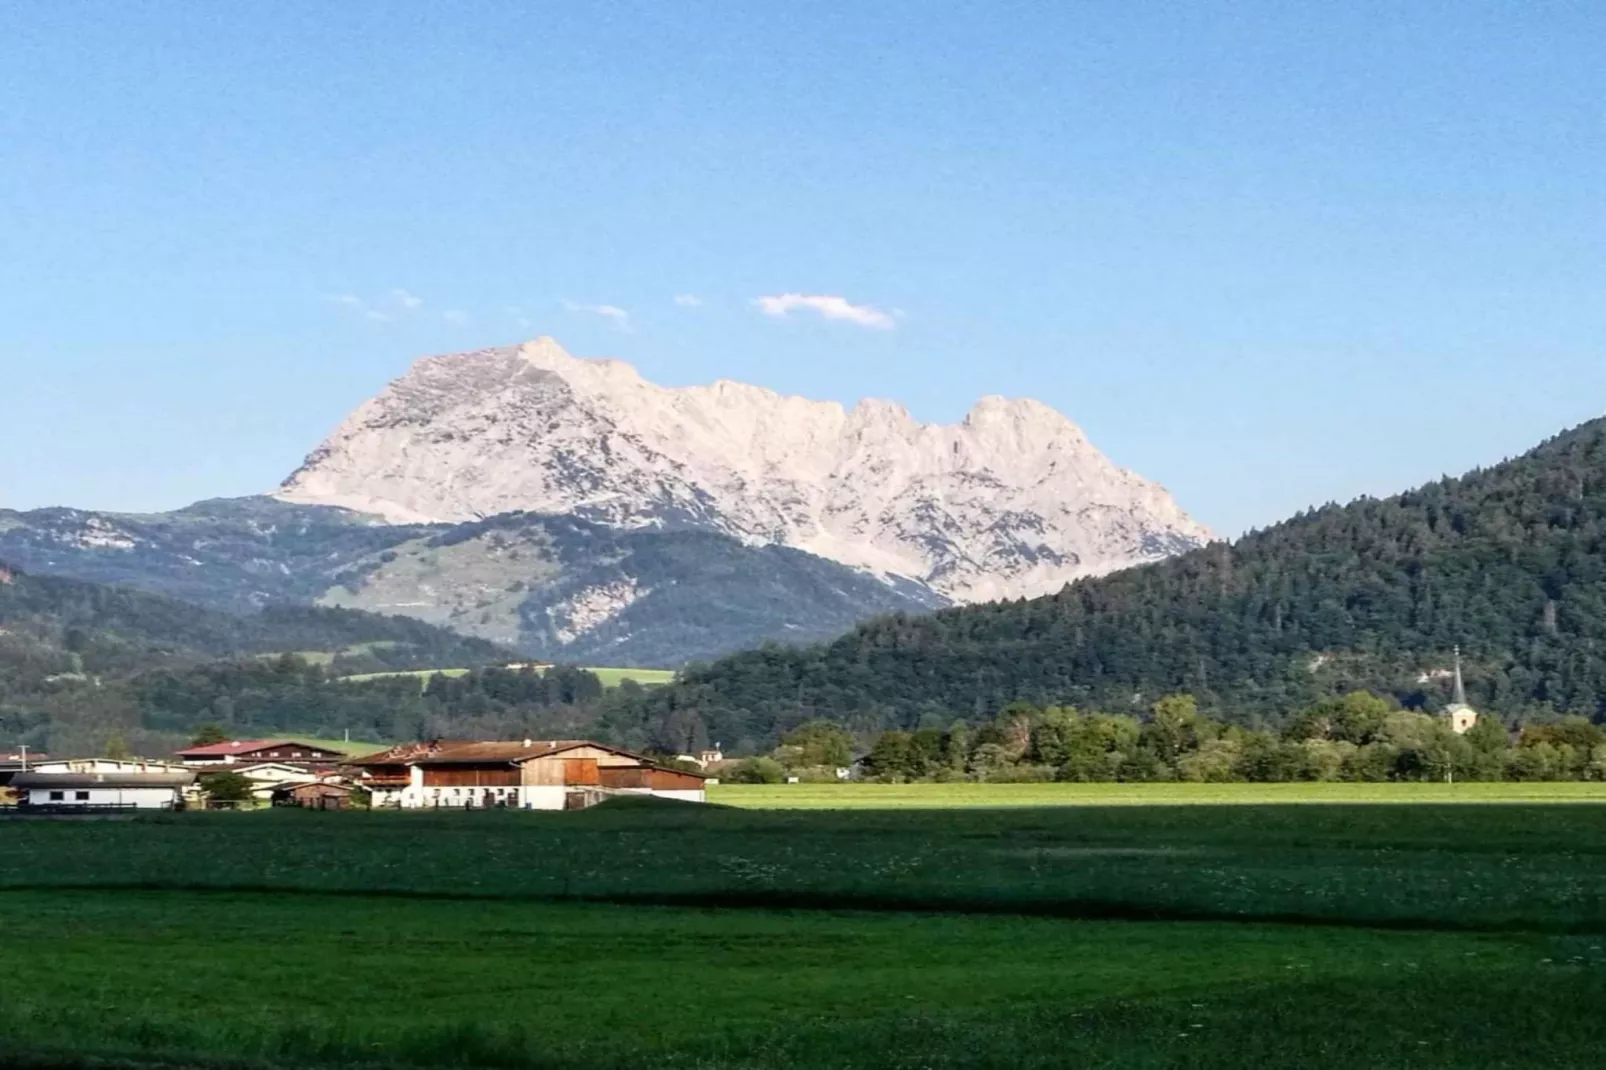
[173,739,349,768]
[672,746,725,769]
[349,739,708,809]
[11,767,195,810]
[271,780,356,810]
[230,762,325,803]
[1445,648,1480,735]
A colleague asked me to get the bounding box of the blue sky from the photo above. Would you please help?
[3,1,1604,536]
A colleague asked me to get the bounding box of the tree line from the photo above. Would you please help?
[720,693,1606,784]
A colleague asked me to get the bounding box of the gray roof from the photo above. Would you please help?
[13,771,195,790]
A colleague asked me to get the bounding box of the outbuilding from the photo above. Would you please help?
[271,780,356,810]
[12,769,195,810]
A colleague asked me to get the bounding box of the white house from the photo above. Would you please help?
[233,762,323,802]
[12,768,195,809]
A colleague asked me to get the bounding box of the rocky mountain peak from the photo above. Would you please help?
[276,338,1213,602]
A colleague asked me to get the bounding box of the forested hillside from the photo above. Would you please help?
[0,564,510,673]
[625,417,1606,748]
[0,563,517,754]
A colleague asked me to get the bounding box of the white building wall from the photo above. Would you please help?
[372,782,568,810]
[25,786,179,809]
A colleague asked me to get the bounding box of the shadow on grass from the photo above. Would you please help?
[2,880,1599,935]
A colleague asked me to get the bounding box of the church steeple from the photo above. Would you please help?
[1445,646,1478,735]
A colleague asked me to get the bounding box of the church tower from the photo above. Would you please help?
[1445,647,1478,734]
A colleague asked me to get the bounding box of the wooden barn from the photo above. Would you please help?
[271,780,355,810]
[349,740,708,809]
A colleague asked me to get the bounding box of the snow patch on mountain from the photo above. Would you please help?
[277,338,1212,601]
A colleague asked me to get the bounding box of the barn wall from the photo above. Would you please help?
[422,766,520,787]
[563,758,600,785]
[600,767,706,791]
[520,757,566,786]
[25,787,178,809]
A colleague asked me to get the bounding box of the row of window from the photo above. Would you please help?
[47,791,92,801]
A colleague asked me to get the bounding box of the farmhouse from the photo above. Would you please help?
[350,739,708,809]
[231,762,324,803]
[174,739,349,768]
[12,768,195,810]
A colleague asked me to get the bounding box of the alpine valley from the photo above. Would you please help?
[0,338,1211,665]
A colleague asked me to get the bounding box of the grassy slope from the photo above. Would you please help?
[286,736,390,757]
[338,665,675,687]
[3,802,1606,1068]
[586,666,675,687]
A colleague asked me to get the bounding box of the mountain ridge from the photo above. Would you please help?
[0,499,945,665]
[276,337,1213,602]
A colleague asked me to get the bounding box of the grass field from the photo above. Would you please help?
[286,735,391,757]
[337,666,473,683]
[338,665,676,687]
[3,797,1605,1067]
[585,665,675,687]
[264,640,403,667]
[710,780,1606,808]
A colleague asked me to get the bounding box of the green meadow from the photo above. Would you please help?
[709,780,1606,808]
[337,665,675,687]
[2,796,1604,1067]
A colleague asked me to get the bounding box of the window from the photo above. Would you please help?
[49,791,64,801]
[75,791,90,801]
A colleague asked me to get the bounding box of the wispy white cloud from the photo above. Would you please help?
[562,300,632,332]
[329,290,426,323]
[673,294,703,307]
[443,309,470,325]
[752,293,896,329]
[506,306,534,330]
[330,294,390,322]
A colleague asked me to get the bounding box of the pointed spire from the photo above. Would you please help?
[1452,646,1468,707]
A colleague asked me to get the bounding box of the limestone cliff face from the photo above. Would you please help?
[277,337,1212,601]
